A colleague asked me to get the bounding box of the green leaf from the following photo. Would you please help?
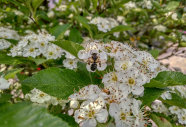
[29,58,48,65]
[161,93,186,108]
[0,53,22,65]
[149,49,160,59]
[165,1,180,12]
[92,0,98,10]
[0,93,11,103]
[4,68,23,80]
[69,28,83,44]
[16,73,29,81]
[53,40,84,57]
[0,102,71,127]
[75,16,93,38]
[57,114,78,127]
[95,25,134,39]
[50,24,71,39]
[144,71,186,88]
[150,114,173,127]
[32,0,44,12]
[21,68,90,99]
[140,88,165,106]
[152,1,161,9]
[108,25,134,34]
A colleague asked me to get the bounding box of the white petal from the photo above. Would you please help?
[96,109,108,123]
[78,50,88,59]
[99,52,107,61]
[119,84,130,95]
[81,118,97,127]
[131,86,144,95]
[109,103,120,117]
[97,63,107,71]
[0,77,10,90]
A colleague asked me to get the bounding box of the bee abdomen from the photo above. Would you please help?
[91,63,97,71]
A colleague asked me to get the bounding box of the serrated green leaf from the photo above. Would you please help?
[50,24,71,39]
[21,68,90,99]
[52,40,84,57]
[75,16,93,38]
[144,71,186,88]
[69,28,83,43]
[0,102,70,127]
[161,93,186,108]
[165,1,180,12]
[4,68,23,80]
[150,114,173,127]
[140,88,165,106]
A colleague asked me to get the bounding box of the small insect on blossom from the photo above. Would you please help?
[78,42,107,72]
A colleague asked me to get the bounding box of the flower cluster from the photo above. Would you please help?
[0,27,20,40]
[67,40,166,126]
[90,17,120,38]
[151,100,186,125]
[8,31,64,59]
[0,39,11,50]
[169,106,186,125]
[151,84,186,125]
[25,88,67,107]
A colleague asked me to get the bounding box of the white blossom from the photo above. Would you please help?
[74,97,108,127]
[119,69,146,96]
[25,88,51,104]
[151,100,169,114]
[124,1,137,10]
[171,13,178,20]
[161,91,172,100]
[153,25,167,32]
[169,106,181,115]
[63,58,78,69]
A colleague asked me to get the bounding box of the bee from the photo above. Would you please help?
[87,53,100,72]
